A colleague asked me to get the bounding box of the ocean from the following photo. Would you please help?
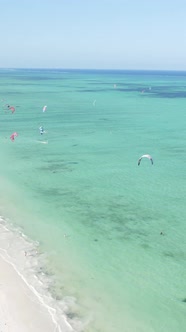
[0,68,186,332]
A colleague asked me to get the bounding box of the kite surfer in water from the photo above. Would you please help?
[39,126,44,135]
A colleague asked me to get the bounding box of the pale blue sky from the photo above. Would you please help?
[0,0,186,70]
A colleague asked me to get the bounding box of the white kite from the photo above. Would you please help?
[138,154,153,166]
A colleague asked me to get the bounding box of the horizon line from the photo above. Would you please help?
[1,67,186,72]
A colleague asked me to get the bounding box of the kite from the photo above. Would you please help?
[138,154,153,166]
[8,106,15,114]
[10,132,18,142]
[4,104,15,113]
[42,105,47,112]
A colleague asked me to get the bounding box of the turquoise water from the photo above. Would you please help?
[0,69,186,331]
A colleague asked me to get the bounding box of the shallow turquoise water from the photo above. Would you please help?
[0,69,186,331]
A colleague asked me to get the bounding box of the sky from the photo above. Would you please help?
[0,0,186,70]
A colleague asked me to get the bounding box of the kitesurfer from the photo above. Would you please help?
[39,126,44,135]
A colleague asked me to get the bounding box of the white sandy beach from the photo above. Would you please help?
[0,218,74,332]
[0,256,57,332]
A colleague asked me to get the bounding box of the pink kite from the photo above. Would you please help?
[9,106,15,113]
[7,105,15,113]
[10,132,18,142]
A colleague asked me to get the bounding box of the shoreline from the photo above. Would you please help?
[0,254,60,332]
[0,217,74,332]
